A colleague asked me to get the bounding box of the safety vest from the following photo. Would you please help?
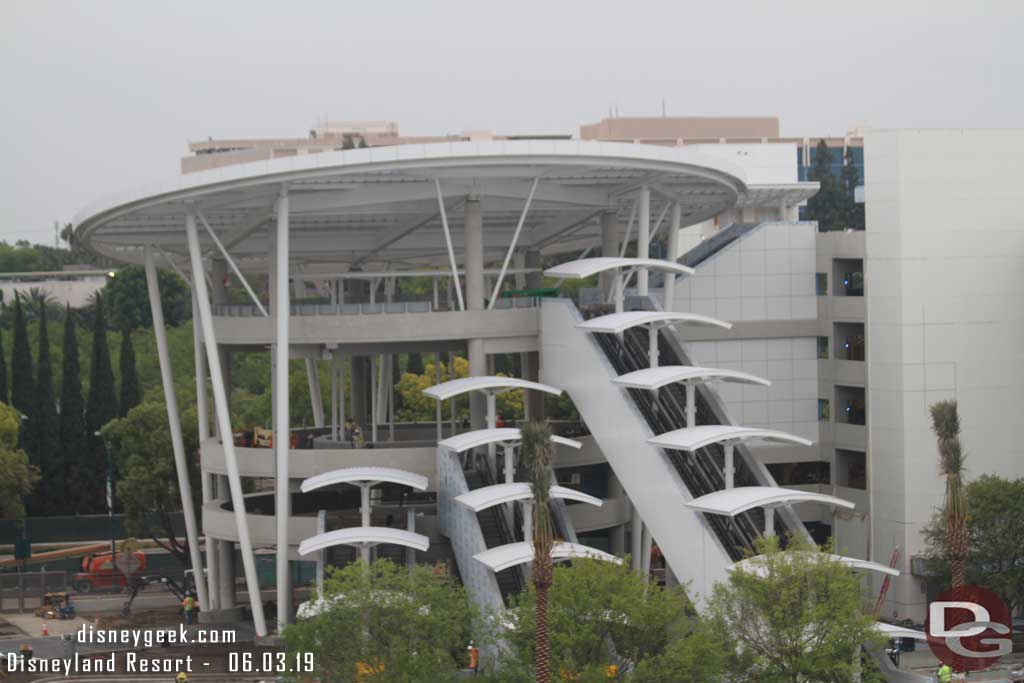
[176,673,188,683]
[182,596,195,611]
[937,664,952,683]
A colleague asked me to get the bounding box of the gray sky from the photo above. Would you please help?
[2,0,1022,244]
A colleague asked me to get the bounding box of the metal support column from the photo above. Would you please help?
[273,189,292,629]
[192,288,219,610]
[637,186,650,295]
[686,384,696,428]
[146,248,209,612]
[184,222,267,634]
[664,203,681,311]
[724,443,735,490]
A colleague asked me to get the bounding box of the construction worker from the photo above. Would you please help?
[936,662,952,683]
[467,641,479,673]
[181,592,196,625]
[176,672,188,683]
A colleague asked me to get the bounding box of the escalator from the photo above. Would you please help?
[464,468,525,604]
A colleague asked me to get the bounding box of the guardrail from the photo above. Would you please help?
[212,297,541,317]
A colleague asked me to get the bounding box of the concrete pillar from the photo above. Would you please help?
[609,473,626,556]
[273,189,292,628]
[637,186,650,295]
[664,203,681,311]
[525,250,542,290]
[218,536,236,609]
[464,198,487,429]
[351,357,370,430]
[641,525,653,576]
[522,352,543,421]
[631,505,643,571]
[600,211,618,298]
[406,510,417,569]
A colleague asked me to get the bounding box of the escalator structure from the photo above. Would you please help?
[464,467,525,604]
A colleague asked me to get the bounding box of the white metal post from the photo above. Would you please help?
[192,289,219,610]
[370,356,378,443]
[406,510,416,569]
[316,509,326,594]
[273,189,291,630]
[186,223,267,633]
[764,507,775,537]
[724,442,735,490]
[637,186,650,295]
[631,509,643,571]
[522,501,533,541]
[488,178,538,308]
[486,392,497,474]
[330,351,338,441]
[388,355,395,442]
[435,180,465,310]
[306,358,324,428]
[146,248,209,612]
[686,384,696,428]
[665,203,681,311]
[641,525,653,576]
[435,353,442,441]
[360,485,372,564]
[648,325,659,369]
[339,353,347,432]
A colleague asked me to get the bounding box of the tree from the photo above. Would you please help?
[923,474,1024,614]
[284,559,474,682]
[840,148,864,229]
[499,558,699,681]
[930,400,968,589]
[806,140,839,231]
[10,293,33,417]
[102,399,198,565]
[705,537,885,683]
[27,305,60,515]
[0,402,40,520]
[104,265,190,330]
[59,307,89,513]
[405,352,424,376]
[118,329,142,417]
[522,421,555,683]
[0,329,8,405]
[83,294,118,514]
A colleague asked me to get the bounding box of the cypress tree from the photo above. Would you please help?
[28,305,60,514]
[118,328,141,417]
[59,307,88,514]
[0,328,8,404]
[84,294,118,514]
[10,293,33,416]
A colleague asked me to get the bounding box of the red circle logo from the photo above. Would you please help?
[925,585,1011,671]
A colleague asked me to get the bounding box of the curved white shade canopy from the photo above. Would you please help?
[614,365,770,391]
[875,623,928,641]
[730,553,900,578]
[298,527,430,556]
[301,466,429,493]
[473,541,622,573]
[438,427,582,453]
[687,486,856,516]
[423,376,563,401]
[650,425,812,451]
[455,482,603,512]
[543,257,694,280]
[577,311,732,334]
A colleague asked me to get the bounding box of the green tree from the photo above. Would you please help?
[83,294,118,514]
[923,474,1024,614]
[840,148,864,229]
[59,307,88,513]
[27,305,60,514]
[0,402,40,519]
[10,293,33,416]
[930,400,968,589]
[633,620,732,683]
[102,399,198,565]
[499,558,698,681]
[522,421,555,683]
[406,352,424,376]
[0,328,8,404]
[806,140,839,231]
[104,265,190,330]
[284,559,474,683]
[118,329,142,417]
[705,537,884,683]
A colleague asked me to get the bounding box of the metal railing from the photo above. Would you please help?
[212,296,540,317]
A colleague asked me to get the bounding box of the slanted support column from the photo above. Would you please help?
[641,525,653,576]
[600,211,618,298]
[145,247,209,612]
[637,186,650,295]
[724,443,735,490]
[273,188,292,629]
[664,203,681,311]
[192,289,219,610]
[184,219,266,635]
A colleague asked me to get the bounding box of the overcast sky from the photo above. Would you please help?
[2,0,1021,244]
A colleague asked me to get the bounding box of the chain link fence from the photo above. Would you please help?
[0,570,68,612]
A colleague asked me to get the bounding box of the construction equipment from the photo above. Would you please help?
[35,592,75,620]
[72,550,147,593]
[121,571,201,616]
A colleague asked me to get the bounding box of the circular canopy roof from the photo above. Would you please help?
[73,141,746,271]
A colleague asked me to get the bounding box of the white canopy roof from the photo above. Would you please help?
[649,425,812,451]
[875,623,928,641]
[687,486,856,516]
[473,541,622,573]
[300,466,429,493]
[454,483,603,512]
[438,427,582,453]
[614,365,770,391]
[423,376,563,401]
[577,311,732,334]
[730,553,900,578]
[298,527,430,556]
[543,257,695,280]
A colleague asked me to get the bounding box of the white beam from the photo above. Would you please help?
[196,210,268,317]
[488,178,538,309]
[273,189,291,630]
[435,180,465,311]
[192,288,218,610]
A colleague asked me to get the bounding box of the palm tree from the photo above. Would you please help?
[521,421,554,683]
[930,400,968,588]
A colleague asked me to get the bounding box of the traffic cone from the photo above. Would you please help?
[41,622,49,636]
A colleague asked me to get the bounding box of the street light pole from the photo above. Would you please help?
[96,431,117,562]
